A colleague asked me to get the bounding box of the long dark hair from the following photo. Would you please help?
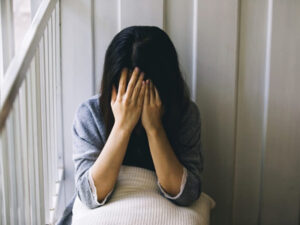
[99,25,191,157]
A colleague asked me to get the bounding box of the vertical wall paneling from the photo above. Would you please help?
[61,0,94,204]
[120,0,164,30]
[233,0,269,224]
[164,0,195,97]
[60,1,300,224]
[196,1,239,225]
[260,0,300,224]
[191,0,198,101]
[93,0,119,93]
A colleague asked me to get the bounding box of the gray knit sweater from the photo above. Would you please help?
[56,94,204,225]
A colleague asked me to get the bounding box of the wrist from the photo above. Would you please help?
[112,122,132,136]
[145,123,164,137]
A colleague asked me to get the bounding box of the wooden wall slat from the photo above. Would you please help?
[60,1,300,224]
[93,0,119,93]
[164,0,195,95]
[196,1,239,225]
[233,1,269,224]
[261,1,300,224]
[120,0,164,30]
[61,0,94,203]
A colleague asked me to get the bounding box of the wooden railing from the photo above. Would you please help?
[0,0,64,224]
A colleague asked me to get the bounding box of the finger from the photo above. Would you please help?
[118,68,128,98]
[125,67,140,99]
[132,72,144,101]
[137,80,146,107]
[150,80,155,104]
[144,79,150,105]
[154,86,162,104]
[111,84,117,105]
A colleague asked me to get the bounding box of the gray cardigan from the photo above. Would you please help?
[56,94,204,225]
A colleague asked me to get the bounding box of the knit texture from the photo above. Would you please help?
[87,165,188,205]
[72,165,215,225]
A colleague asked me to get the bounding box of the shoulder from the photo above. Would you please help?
[73,93,106,142]
[74,93,101,121]
[180,99,201,129]
[175,99,202,146]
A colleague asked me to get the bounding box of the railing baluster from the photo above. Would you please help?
[34,46,46,224]
[6,117,14,224]
[0,163,1,225]
[0,1,63,223]
[0,125,10,225]
[7,108,18,224]
[40,34,50,224]
[0,140,3,225]
[56,1,64,171]
[19,78,31,224]
[52,8,58,187]
[30,57,41,225]
[48,17,55,221]
[27,62,38,225]
[13,94,25,225]
[44,23,53,217]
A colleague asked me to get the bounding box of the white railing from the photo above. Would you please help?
[0,0,64,224]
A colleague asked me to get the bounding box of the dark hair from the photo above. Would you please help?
[99,25,191,155]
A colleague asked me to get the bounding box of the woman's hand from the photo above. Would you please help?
[111,67,146,133]
[141,79,164,134]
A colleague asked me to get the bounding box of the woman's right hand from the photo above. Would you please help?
[111,67,146,133]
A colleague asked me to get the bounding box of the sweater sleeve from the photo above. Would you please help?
[157,166,188,199]
[157,100,204,206]
[88,168,113,205]
[72,101,114,209]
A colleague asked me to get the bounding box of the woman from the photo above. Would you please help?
[57,25,204,225]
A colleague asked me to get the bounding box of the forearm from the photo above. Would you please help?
[146,125,184,197]
[90,123,131,202]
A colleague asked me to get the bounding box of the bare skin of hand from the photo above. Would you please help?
[141,79,164,133]
[142,79,184,197]
[111,67,146,133]
[90,67,146,202]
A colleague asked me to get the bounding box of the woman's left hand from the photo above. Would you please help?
[141,79,164,133]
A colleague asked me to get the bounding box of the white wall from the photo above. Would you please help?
[60,1,300,224]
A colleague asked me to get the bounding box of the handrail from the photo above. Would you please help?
[0,0,58,132]
[0,0,64,224]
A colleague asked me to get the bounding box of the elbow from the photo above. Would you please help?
[76,177,105,209]
[172,179,202,207]
[76,185,100,209]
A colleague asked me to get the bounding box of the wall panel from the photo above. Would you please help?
[94,0,119,92]
[196,1,239,225]
[61,0,94,204]
[260,0,300,224]
[60,1,300,224]
[164,0,195,92]
[120,0,164,30]
[233,1,269,224]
